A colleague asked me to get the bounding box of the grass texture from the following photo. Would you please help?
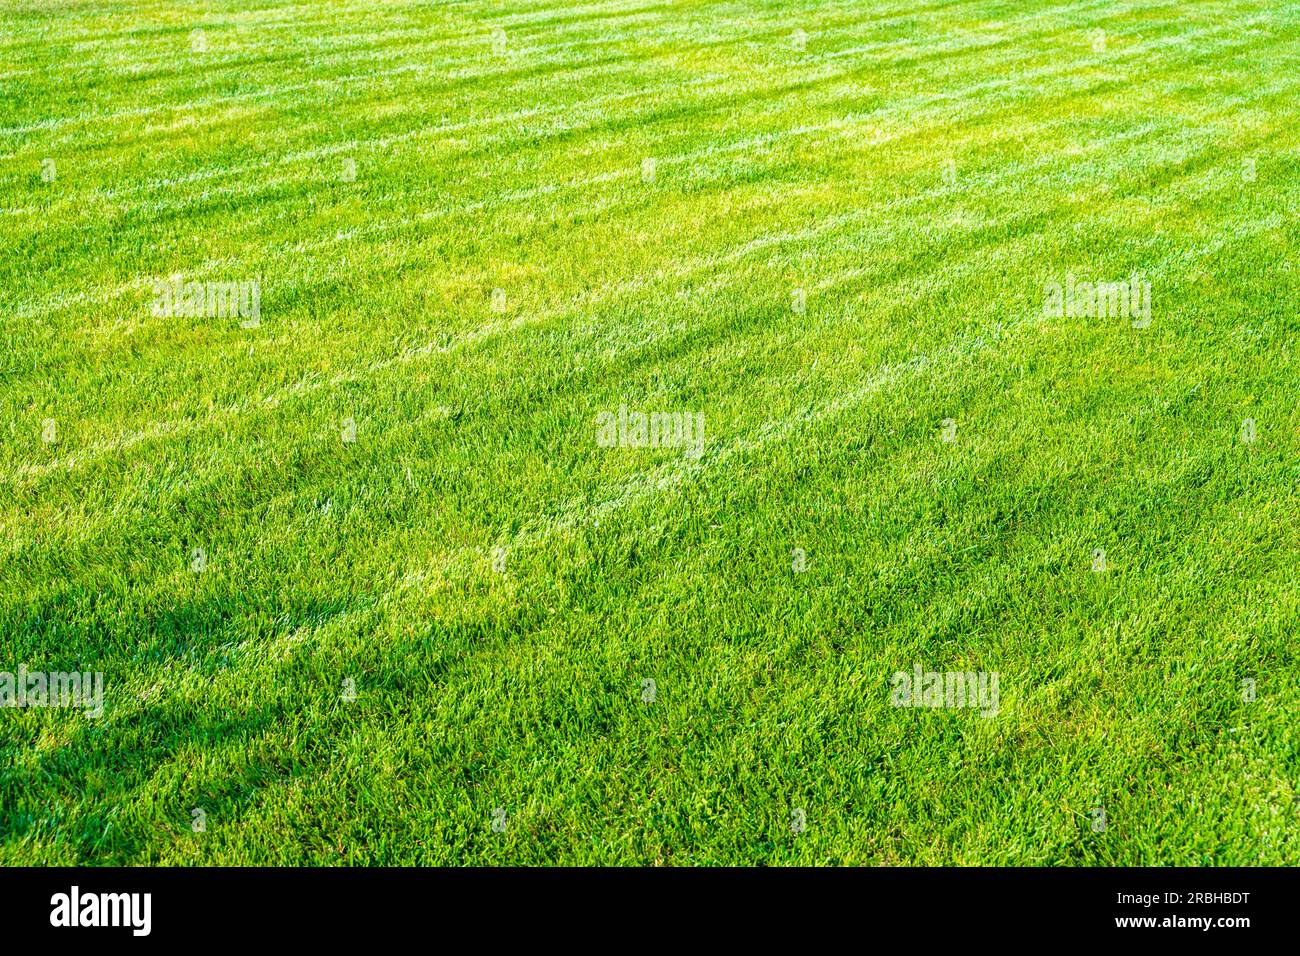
[1,0,1298,864]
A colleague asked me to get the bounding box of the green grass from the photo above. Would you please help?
[1,0,1298,865]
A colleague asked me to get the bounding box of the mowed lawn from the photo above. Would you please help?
[1,0,1298,865]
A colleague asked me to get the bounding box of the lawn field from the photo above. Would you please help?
[1,0,1298,866]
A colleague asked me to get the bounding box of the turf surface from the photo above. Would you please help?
[1,0,1297,864]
